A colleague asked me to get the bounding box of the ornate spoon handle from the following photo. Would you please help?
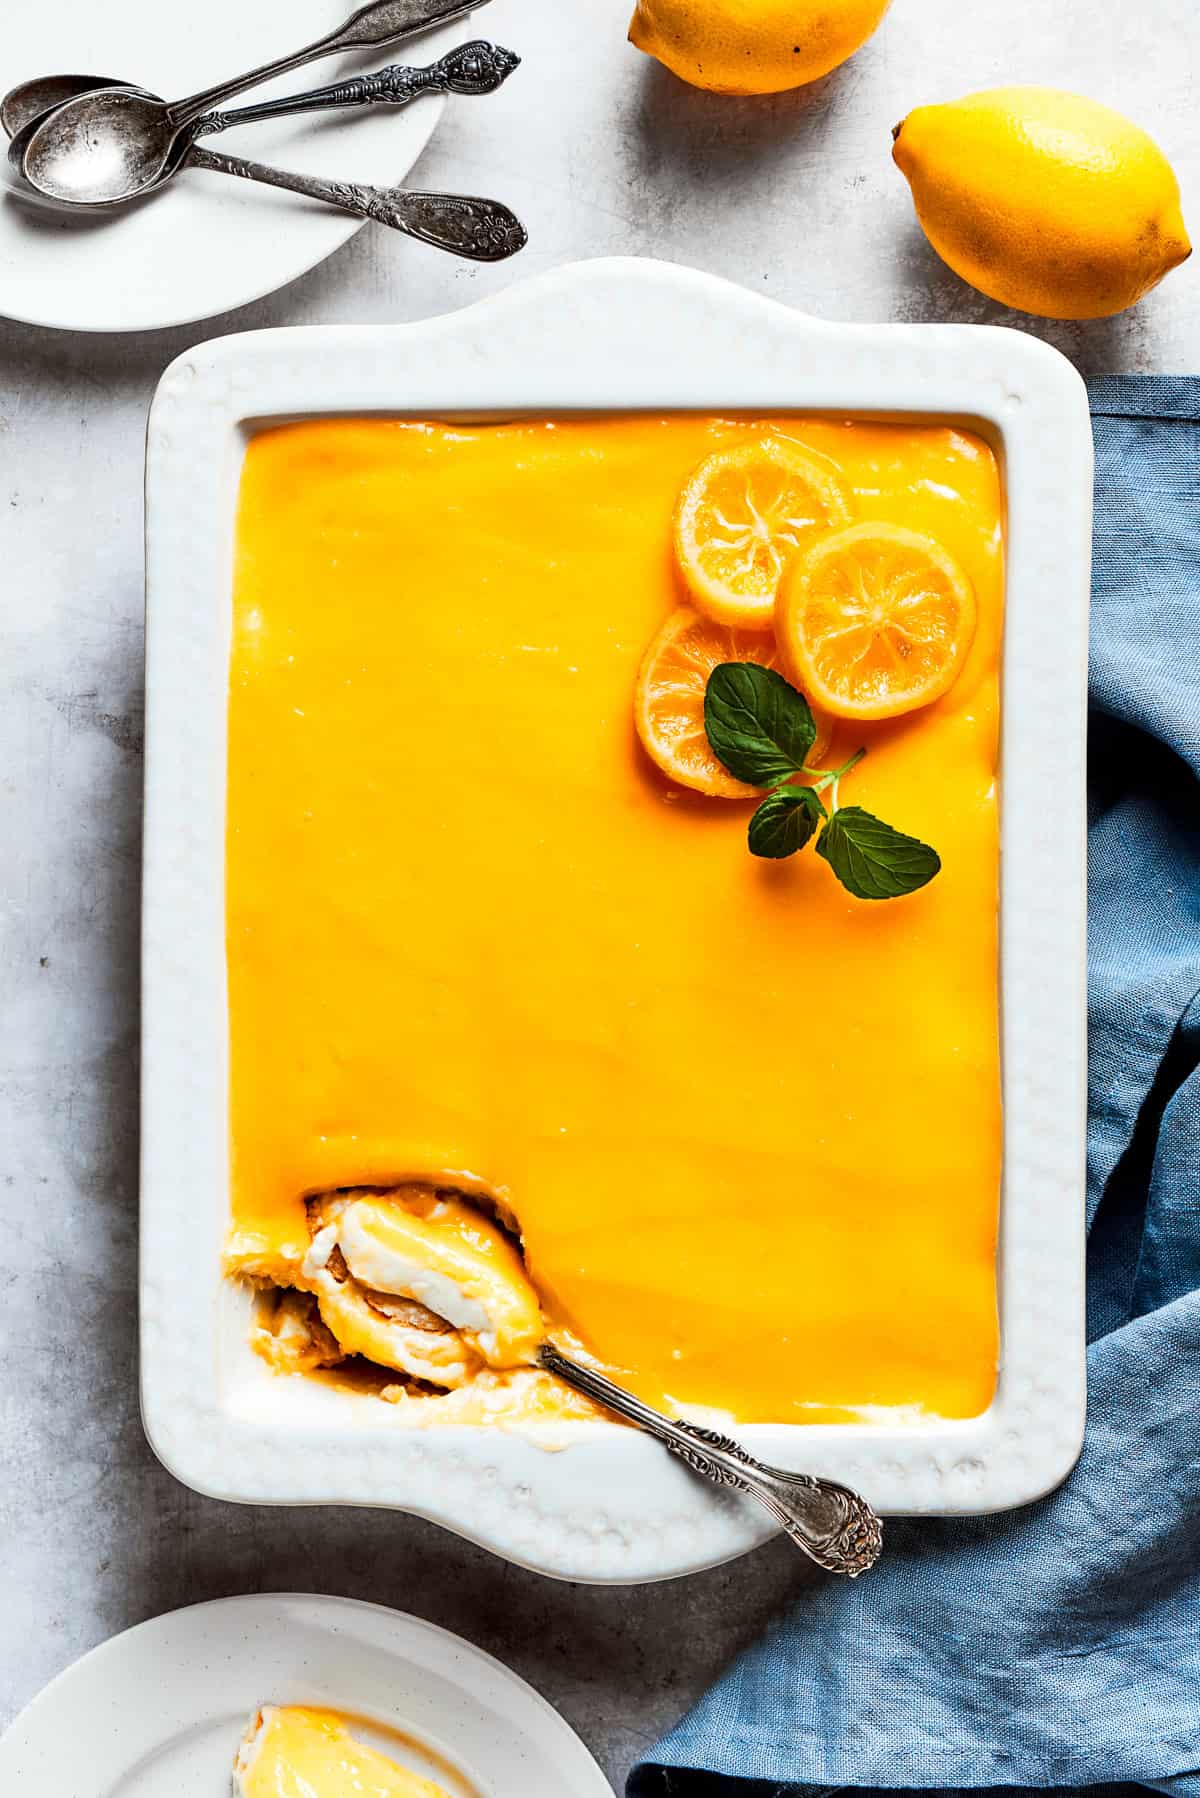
[194,42,520,136]
[538,1343,883,1577]
[166,0,488,132]
[188,146,527,261]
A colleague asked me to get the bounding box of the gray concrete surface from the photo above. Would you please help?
[1,0,1196,1787]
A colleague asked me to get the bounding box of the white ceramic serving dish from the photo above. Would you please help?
[142,258,1092,1584]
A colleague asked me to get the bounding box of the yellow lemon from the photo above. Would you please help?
[629,0,892,96]
[893,86,1191,319]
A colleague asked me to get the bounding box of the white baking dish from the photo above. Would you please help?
[141,258,1092,1583]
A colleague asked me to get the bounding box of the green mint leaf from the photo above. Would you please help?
[704,663,816,790]
[815,805,941,900]
[747,786,827,859]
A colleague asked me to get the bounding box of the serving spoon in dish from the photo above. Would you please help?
[538,1342,883,1577]
[10,0,487,206]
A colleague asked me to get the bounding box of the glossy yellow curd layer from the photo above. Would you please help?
[226,415,1003,1424]
[234,1706,452,1798]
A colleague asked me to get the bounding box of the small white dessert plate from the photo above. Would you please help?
[0,1592,613,1796]
[0,0,467,333]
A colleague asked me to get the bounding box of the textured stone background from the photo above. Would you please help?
[1,0,1196,1787]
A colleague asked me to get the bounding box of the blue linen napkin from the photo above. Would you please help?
[630,376,1200,1798]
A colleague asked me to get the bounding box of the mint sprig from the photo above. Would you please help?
[816,806,941,899]
[703,663,817,788]
[703,663,941,901]
[747,784,826,859]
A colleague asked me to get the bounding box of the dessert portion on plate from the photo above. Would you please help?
[224,413,1004,1429]
[234,1705,453,1796]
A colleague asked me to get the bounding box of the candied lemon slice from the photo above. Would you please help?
[673,437,853,629]
[635,604,832,797]
[777,522,977,721]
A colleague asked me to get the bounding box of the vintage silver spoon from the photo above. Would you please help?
[538,1342,883,1577]
[2,75,525,258]
[1,73,527,260]
[189,147,526,259]
[12,0,487,205]
[0,42,518,148]
[196,39,518,132]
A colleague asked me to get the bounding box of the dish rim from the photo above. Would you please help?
[141,256,1092,1583]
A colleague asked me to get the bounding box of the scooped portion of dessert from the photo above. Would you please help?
[233,1705,451,1797]
[230,1184,597,1425]
[302,1187,543,1383]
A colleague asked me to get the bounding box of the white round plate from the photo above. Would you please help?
[0,1593,614,1796]
[0,1,468,332]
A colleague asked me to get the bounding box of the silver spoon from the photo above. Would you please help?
[1,74,527,260]
[0,42,519,148]
[12,0,487,205]
[196,39,519,133]
[538,1343,883,1577]
[188,147,527,259]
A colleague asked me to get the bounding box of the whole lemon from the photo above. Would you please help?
[893,86,1191,319]
[629,0,892,96]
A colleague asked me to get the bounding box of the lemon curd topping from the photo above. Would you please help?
[234,1706,453,1798]
[225,415,1004,1425]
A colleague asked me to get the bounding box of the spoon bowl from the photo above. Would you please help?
[4,81,163,212]
[1,74,129,143]
[12,87,172,204]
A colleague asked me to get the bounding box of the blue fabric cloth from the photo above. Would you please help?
[629,377,1200,1798]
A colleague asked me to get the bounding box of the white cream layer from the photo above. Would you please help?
[338,1206,494,1338]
